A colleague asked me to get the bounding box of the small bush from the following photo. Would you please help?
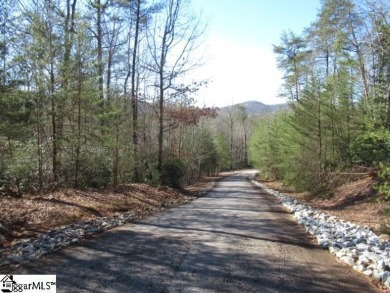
[1,139,38,196]
[143,162,160,187]
[161,157,186,189]
[74,146,112,188]
[82,160,111,188]
[350,130,390,200]
[375,162,390,200]
[350,130,390,165]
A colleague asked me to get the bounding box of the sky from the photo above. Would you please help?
[190,0,322,107]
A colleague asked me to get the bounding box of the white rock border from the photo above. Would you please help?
[0,212,136,268]
[251,179,390,287]
[0,187,209,270]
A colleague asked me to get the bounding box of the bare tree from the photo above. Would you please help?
[146,0,205,176]
[130,0,142,181]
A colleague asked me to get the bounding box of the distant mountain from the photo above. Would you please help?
[219,100,289,115]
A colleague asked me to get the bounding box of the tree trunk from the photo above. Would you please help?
[230,119,234,171]
[96,0,105,127]
[50,52,59,187]
[158,69,164,174]
[37,98,43,193]
[131,0,141,181]
[74,68,82,188]
[113,124,119,186]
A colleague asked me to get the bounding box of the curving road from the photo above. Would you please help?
[3,171,378,292]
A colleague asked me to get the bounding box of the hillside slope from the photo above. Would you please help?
[262,177,390,236]
[219,100,288,115]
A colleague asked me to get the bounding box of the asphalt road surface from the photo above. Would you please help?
[3,171,379,292]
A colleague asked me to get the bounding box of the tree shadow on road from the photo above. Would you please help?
[3,173,377,293]
[7,227,375,293]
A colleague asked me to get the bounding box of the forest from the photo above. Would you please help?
[0,0,252,196]
[249,0,390,197]
[3,0,390,199]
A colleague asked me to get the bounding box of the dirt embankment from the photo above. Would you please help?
[261,176,390,236]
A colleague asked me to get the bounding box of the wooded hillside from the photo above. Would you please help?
[249,0,390,197]
[0,0,262,196]
[0,0,222,195]
[4,0,390,200]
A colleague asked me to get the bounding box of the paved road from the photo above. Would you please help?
[3,171,378,292]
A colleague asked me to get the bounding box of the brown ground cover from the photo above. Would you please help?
[261,176,390,236]
[0,174,227,248]
[2,171,388,248]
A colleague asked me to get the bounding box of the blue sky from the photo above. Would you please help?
[190,0,322,107]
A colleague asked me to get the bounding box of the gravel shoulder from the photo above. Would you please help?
[1,170,378,292]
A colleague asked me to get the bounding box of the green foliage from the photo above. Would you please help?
[75,146,112,188]
[198,138,217,175]
[214,133,231,171]
[0,0,218,194]
[273,30,307,101]
[350,130,390,165]
[249,117,278,179]
[161,157,187,189]
[189,126,217,177]
[4,0,390,198]
[249,111,304,186]
[0,139,39,196]
[143,162,160,187]
[375,163,390,200]
[0,91,34,141]
[249,0,390,199]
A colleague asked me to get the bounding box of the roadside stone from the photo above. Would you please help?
[336,248,350,258]
[329,246,340,255]
[382,271,390,283]
[355,236,366,244]
[363,251,382,263]
[26,252,40,261]
[356,243,369,251]
[342,241,354,248]
[363,269,373,276]
[358,255,370,266]
[0,208,140,268]
[251,179,390,288]
[0,188,191,269]
[6,255,23,263]
[353,265,366,272]
[373,270,382,281]
[340,256,355,266]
